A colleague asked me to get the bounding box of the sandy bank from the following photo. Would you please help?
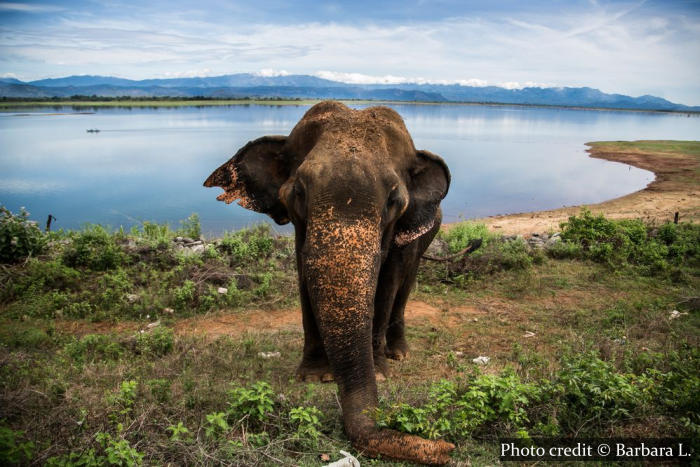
[468,140,700,235]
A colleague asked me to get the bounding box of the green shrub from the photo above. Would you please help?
[178,213,201,240]
[135,327,174,357]
[559,209,700,274]
[546,240,583,259]
[174,280,195,311]
[204,412,230,439]
[376,370,539,440]
[64,334,124,364]
[289,406,323,446]
[0,206,46,263]
[440,221,494,253]
[0,425,34,464]
[227,381,275,425]
[95,431,144,466]
[146,378,171,403]
[219,225,275,262]
[62,225,126,271]
[136,221,172,249]
[548,352,651,433]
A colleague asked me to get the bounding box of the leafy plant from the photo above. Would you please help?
[64,334,124,364]
[96,431,145,466]
[0,206,46,263]
[227,381,275,425]
[167,421,190,441]
[289,406,323,446]
[135,327,174,357]
[0,425,34,464]
[62,225,126,271]
[204,412,230,439]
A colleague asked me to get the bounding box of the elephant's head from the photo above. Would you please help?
[205,101,453,464]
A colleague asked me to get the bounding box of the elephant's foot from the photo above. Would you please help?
[373,352,390,381]
[385,337,409,361]
[296,360,334,383]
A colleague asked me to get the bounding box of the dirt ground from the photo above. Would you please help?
[469,142,700,235]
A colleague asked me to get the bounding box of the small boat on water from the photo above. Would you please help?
[86,128,100,133]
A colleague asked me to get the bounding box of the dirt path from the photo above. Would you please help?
[470,141,700,235]
[173,301,486,337]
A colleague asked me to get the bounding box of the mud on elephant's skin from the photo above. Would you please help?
[204,100,454,464]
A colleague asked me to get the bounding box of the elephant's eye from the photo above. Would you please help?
[387,188,406,212]
[294,182,305,200]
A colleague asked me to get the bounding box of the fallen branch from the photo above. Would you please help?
[422,239,483,262]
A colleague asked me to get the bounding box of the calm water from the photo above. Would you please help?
[1,104,699,235]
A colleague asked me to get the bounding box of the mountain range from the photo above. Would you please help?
[1,74,697,111]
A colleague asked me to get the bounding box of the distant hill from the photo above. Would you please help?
[1,73,697,111]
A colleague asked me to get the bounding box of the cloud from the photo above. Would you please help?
[0,2,65,13]
[255,69,290,77]
[0,1,698,104]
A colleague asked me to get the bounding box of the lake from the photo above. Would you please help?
[1,103,699,235]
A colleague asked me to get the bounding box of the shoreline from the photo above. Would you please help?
[469,140,700,235]
[1,99,698,115]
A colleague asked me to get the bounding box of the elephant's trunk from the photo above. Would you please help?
[302,211,454,465]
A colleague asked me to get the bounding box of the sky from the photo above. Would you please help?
[1,0,699,104]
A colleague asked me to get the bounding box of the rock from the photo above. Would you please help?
[163,307,174,314]
[523,331,536,338]
[186,244,205,254]
[669,310,688,320]
[217,287,228,294]
[146,321,161,329]
[527,235,546,249]
[126,293,139,303]
[323,450,360,467]
[182,237,195,244]
[545,235,562,247]
[174,236,184,243]
[257,351,281,359]
[453,351,465,357]
[472,356,490,365]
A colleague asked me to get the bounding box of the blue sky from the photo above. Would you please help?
[1,0,699,104]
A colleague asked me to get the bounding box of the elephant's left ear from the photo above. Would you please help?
[394,150,451,246]
[203,135,291,224]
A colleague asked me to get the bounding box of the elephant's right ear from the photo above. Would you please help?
[203,135,291,225]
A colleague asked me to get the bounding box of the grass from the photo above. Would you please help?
[587,140,700,157]
[0,208,698,465]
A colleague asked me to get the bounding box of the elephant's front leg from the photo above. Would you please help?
[373,247,414,377]
[379,217,442,363]
[296,242,333,383]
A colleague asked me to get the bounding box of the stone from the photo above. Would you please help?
[217,287,228,294]
[163,307,174,314]
[669,310,688,320]
[257,351,281,359]
[146,320,161,329]
[174,236,184,243]
[126,293,139,303]
[472,356,490,365]
[523,331,536,338]
[187,244,205,254]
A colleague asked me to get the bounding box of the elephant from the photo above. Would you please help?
[204,100,454,464]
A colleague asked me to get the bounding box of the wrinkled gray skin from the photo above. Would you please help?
[204,101,454,464]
